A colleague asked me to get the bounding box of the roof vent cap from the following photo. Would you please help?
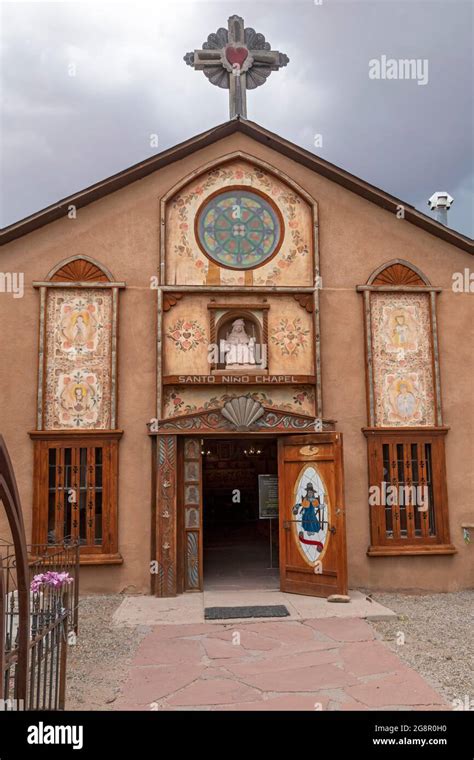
[428,192,454,226]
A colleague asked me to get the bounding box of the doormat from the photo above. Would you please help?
[204,605,290,620]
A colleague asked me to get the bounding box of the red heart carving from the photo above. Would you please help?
[226,46,248,67]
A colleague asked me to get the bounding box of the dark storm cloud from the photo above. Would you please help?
[1,0,472,236]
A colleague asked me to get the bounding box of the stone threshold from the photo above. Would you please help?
[112,589,396,627]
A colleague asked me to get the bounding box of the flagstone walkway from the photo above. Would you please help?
[114,617,447,711]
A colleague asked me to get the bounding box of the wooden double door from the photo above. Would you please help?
[176,432,347,598]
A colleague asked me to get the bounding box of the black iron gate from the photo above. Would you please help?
[1,437,79,710]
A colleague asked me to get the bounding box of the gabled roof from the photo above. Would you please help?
[1,117,472,252]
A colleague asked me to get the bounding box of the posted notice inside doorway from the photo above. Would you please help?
[258,474,279,519]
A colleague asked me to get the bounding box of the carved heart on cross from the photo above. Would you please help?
[225,46,248,68]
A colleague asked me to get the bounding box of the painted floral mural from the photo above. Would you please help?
[371,293,435,426]
[292,389,313,407]
[166,319,206,351]
[164,386,315,418]
[44,289,112,429]
[270,317,310,357]
[166,161,312,287]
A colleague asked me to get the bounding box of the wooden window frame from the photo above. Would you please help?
[30,431,123,565]
[364,428,455,556]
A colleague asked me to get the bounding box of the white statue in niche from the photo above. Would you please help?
[221,318,257,368]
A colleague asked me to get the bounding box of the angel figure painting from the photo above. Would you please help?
[60,300,100,354]
[382,306,418,355]
[58,371,100,427]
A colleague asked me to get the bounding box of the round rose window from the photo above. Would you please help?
[196,188,283,270]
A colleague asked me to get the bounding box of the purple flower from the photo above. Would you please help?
[30,571,73,593]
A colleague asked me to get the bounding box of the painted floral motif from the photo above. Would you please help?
[164,387,315,418]
[371,293,435,426]
[166,319,206,351]
[293,389,312,407]
[166,391,198,414]
[255,190,309,285]
[169,163,310,285]
[270,317,310,356]
[44,289,112,429]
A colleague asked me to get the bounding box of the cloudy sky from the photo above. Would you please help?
[1,0,473,236]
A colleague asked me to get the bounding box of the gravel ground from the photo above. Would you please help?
[65,591,473,710]
[66,595,149,711]
[370,591,474,708]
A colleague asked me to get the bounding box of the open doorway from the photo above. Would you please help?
[202,437,279,590]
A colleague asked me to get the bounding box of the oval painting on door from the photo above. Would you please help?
[291,464,330,566]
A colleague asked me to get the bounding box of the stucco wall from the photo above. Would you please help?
[0,130,472,593]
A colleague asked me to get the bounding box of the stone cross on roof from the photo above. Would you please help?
[184,14,289,119]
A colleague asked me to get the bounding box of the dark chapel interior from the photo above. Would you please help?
[202,438,280,590]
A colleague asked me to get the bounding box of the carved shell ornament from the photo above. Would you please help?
[221,396,265,430]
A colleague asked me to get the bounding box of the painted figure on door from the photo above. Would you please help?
[292,478,328,564]
[293,482,322,535]
[292,467,330,566]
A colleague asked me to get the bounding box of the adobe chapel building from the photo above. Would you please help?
[1,17,473,598]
